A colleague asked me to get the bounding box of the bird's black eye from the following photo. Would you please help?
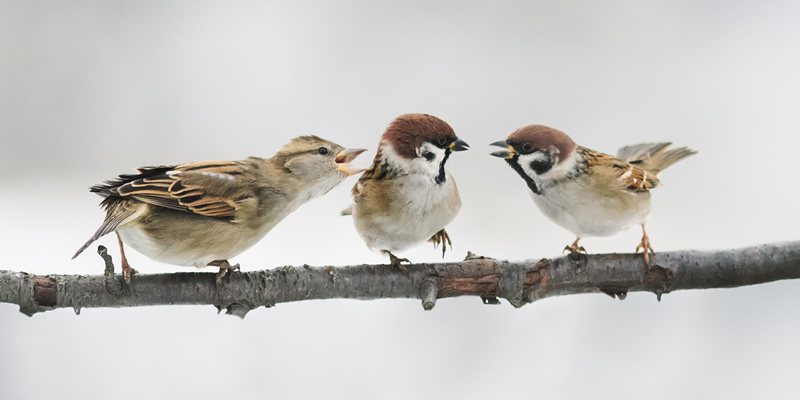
[437,136,448,146]
[522,143,534,153]
[317,147,328,155]
[422,150,436,161]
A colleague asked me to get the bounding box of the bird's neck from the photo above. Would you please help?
[361,143,407,181]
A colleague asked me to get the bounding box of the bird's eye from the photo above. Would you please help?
[422,150,436,161]
[317,147,328,155]
[522,143,534,152]
[437,136,448,146]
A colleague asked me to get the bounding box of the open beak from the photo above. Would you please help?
[489,140,516,159]
[335,148,368,176]
[449,138,470,152]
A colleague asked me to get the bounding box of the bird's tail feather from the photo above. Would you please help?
[340,204,354,216]
[616,142,697,175]
[72,199,140,259]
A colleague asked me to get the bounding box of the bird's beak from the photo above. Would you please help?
[489,140,516,159]
[450,138,470,152]
[335,148,368,176]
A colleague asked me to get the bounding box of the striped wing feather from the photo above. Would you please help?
[579,147,661,192]
[92,161,255,220]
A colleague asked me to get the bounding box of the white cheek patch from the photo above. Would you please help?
[547,150,581,179]
[530,152,550,163]
[518,154,536,177]
[414,142,447,176]
[417,142,446,159]
[382,142,446,178]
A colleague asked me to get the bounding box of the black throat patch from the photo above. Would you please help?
[434,149,452,185]
[505,157,541,195]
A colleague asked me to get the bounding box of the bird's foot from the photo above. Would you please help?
[635,235,655,265]
[209,260,240,283]
[563,244,587,254]
[563,238,586,255]
[383,251,410,273]
[121,262,137,284]
[428,229,452,258]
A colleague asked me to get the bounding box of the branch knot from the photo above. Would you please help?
[497,261,526,308]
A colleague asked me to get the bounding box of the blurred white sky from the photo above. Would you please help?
[1,1,798,399]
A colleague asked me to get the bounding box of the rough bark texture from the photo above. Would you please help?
[1,241,798,318]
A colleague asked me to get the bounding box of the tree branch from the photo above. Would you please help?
[1,242,798,318]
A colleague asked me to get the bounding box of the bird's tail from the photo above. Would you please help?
[616,142,697,175]
[72,198,141,259]
[72,235,100,260]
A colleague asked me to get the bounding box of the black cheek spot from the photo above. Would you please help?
[422,150,436,161]
[531,160,552,175]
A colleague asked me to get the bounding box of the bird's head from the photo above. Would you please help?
[490,125,577,194]
[379,113,469,184]
[274,135,366,197]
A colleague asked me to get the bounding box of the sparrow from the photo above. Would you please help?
[348,113,469,270]
[491,125,696,263]
[73,136,366,283]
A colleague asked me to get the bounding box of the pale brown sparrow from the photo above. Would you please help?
[491,125,696,263]
[349,114,469,270]
[73,136,366,282]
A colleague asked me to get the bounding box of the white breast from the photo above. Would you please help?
[532,177,651,237]
[358,173,461,252]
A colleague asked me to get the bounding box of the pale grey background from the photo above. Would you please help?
[1,1,799,399]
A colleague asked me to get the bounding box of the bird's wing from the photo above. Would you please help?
[92,160,259,220]
[351,148,406,203]
[580,147,661,192]
[351,174,374,205]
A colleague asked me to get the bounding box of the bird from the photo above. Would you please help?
[73,136,366,283]
[348,113,469,270]
[490,125,696,263]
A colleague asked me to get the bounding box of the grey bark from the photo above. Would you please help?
[1,241,798,318]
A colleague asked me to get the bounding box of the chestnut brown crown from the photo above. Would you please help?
[506,125,577,162]
[382,113,458,159]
